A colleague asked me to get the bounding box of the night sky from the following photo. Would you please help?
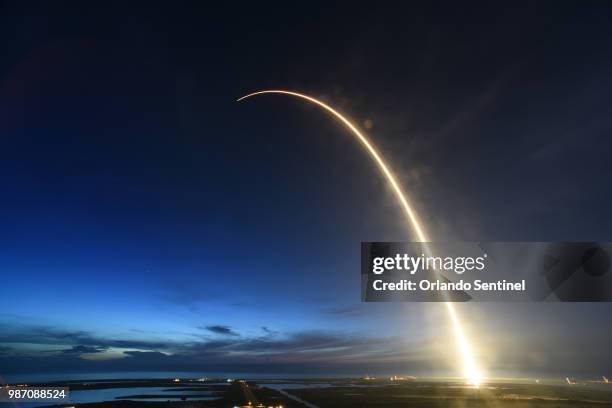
[1,2,612,379]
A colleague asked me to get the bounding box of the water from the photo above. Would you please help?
[1,372,211,384]
[1,371,346,384]
[0,386,223,407]
[260,383,332,390]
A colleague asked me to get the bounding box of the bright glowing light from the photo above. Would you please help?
[238,89,483,386]
[445,302,483,386]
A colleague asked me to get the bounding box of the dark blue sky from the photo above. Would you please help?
[1,2,612,379]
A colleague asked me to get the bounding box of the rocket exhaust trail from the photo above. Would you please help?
[238,89,483,386]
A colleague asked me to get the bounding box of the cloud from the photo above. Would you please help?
[62,345,107,354]
[179,330,411,366]
[323,304,367,318]
[0,325,169,352]
[261,326,278,336]
[4,313,611,378]
[0,319,419,365]
[124,351,168,358]
[200,325,239,336]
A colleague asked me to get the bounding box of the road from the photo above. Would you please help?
[239,380,259,406]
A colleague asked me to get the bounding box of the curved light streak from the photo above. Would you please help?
[238,89,482,386]
[238,90,426,241]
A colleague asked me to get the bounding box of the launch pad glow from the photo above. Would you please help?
[238,89,483,386]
